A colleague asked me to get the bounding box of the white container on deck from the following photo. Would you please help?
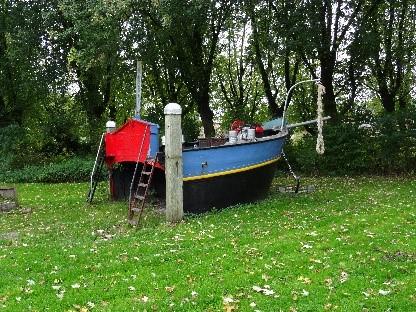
[229,130,237,144]
[247,128,255,140]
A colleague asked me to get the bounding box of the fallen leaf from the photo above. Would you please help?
[340,271,349,283]
[378,289,390,296]
[165,286,175,293]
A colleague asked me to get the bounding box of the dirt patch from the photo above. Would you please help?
[383,251,416,262]
[276,184,316,193]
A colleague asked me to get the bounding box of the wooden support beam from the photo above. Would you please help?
[164,103,183,222]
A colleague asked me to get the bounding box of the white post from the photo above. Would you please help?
[164,103,183,222]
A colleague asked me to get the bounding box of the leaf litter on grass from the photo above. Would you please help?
[0,177,415,311]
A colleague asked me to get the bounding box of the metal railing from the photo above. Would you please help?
[280,78,321,131]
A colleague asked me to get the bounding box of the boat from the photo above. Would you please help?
[87,74,328,214]
[103,117,287,213]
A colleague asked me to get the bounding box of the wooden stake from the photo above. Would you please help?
[164,103,183,222]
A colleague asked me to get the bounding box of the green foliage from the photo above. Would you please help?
[286,109,416,175]
[0,96,94,174]
[26,94,91,156]
[359,1,415,112]
[1,0,416,175]
[182,111,202,141]
[0,0,48,125]
[0,157,105,183]
[0,124,27,171]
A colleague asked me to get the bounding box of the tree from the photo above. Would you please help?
[126,1,193,125]
[133,0,232,137]
[363,0,415,112]
[39,0,138,146]
[168,0,232,137]
[213,10,264,126]
[57,1,130,123]
[246,0,302,118]
[299,0,365,120]
[0,0,47,126]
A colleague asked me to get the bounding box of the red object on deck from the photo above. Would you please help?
[105,119,151,167]
[255,125,264,137]
[231,119,245,132]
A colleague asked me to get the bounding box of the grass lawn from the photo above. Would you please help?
[0,177,415,311]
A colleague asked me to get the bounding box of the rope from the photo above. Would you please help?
[316,84,326,155]
[281,149,300,193]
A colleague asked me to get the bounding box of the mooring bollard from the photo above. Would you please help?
[164,103,183,222]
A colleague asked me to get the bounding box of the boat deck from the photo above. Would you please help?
[182,129,288,151]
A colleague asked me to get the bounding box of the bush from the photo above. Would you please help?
[285,108,416,175]
[0,157,107,183]
[0,124,28,171]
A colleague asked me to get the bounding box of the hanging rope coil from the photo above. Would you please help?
[316,84,326,155]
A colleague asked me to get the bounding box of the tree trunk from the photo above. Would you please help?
[196,89,215,138]
[319,52,338,120]
[320,70,338,119]
[81,67,106,122]
[103,60,115,120]
[345,59,357,114]
[398,87,408,110]
[379,87,395,112]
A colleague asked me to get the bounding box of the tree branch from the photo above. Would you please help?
[334,0,364,51]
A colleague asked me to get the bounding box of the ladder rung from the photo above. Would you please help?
[142,171,151,175]
[138,183,148,188]
[131,207,141,213]
[135,195,145,200]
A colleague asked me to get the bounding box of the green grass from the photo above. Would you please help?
[0,177,415,311]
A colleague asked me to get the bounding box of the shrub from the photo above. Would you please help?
[285,108,416,175]
[0,124,28,171]
[0,157,107,183]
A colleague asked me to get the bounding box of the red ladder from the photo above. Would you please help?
[128,154,159,225]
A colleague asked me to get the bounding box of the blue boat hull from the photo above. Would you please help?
[183,136,284,178]
[182,134,286,212]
